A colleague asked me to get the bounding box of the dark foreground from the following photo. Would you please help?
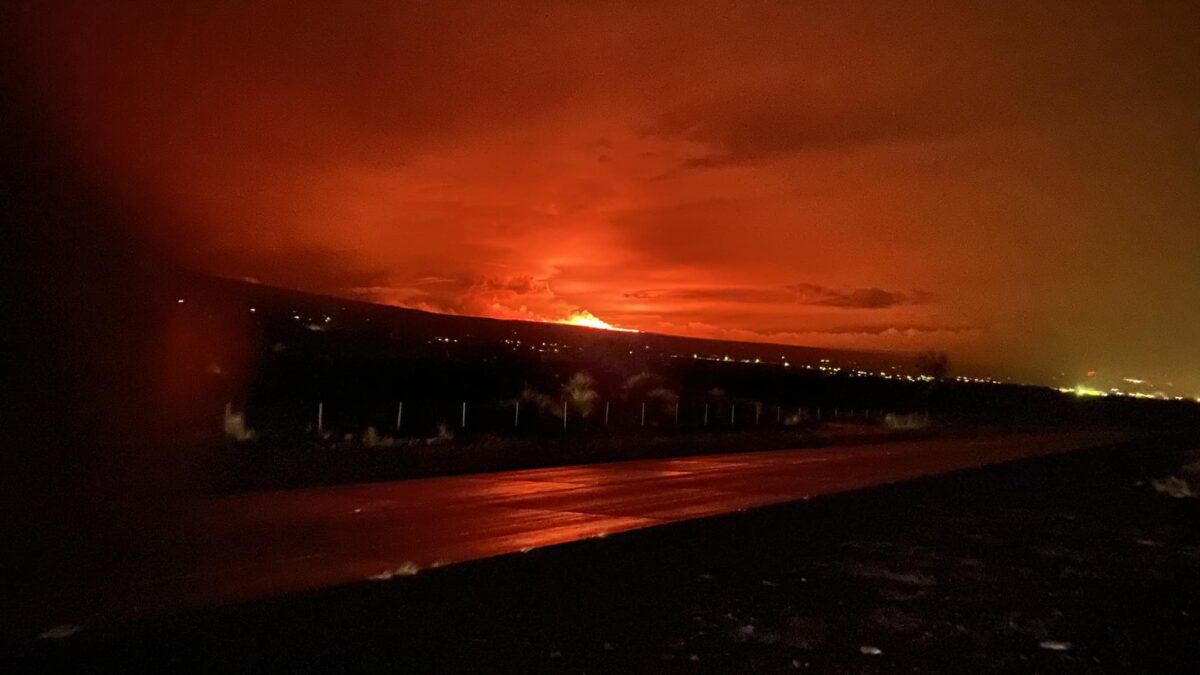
[11,434,1200,673]
[10,432,1118,638]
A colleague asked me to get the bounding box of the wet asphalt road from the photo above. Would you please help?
[20,430,1125,641]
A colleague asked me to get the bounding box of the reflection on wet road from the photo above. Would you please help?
[25,431,1125,638]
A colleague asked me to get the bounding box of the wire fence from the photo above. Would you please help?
[224,398,932,441]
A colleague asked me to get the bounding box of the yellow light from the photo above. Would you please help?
[558,310,638,332]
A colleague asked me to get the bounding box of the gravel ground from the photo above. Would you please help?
[10,434,1200,673]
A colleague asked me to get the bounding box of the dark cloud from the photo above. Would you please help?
[624,287,792,304]
[470,276,552,296]
[788,284,933,310]
[625,284,931,310]
[656,100,967,170]
[648,2,1200,169]
[815,323,977,336]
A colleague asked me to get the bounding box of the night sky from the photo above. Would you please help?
[5,1,1199,393]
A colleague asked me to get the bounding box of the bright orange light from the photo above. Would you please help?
[559,310,638,332]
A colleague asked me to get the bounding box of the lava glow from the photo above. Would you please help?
[559,311,638,333]
[8,1,1200,392]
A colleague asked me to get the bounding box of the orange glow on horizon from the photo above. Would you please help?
[11,2,1200,392]
[559,310,639,333]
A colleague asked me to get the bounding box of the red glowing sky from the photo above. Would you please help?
[6,1,1200,390]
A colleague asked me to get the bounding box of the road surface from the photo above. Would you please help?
[21,430,1126,641]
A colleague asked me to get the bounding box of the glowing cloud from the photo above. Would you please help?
[9,1,1200,391]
